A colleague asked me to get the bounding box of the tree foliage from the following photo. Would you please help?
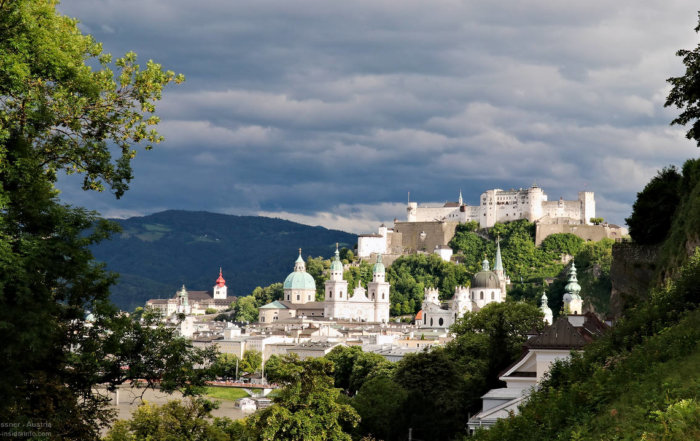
[0,1,213,438]
[243,358,359,441]
[665,12,700,147]
[625,166,682,245]
[104,398,241,441]
[386,253,470,316]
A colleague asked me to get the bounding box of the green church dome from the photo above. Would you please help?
[283,271,316,290]
[330,244,343,272]
[283,249,317,290]
[373,254,385,275]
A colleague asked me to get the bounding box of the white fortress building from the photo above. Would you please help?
[407,185,595,228]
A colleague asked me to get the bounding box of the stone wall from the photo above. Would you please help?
[535,223,628,246]
[609,242,660,318]
[392,221,460,253]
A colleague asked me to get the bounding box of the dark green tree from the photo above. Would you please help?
[104,398,240,441]
[0,1,206,438]
[324,345,363,393]
[665,12,700,147]
[393,348,467,441]
[625,167,682,245]
[351,376,408,441]
[244,358,360,441]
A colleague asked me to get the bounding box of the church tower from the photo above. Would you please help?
[540,292,553,324]
[213,268,227,300]
[367,254,390,323]
[563,261,583,314]
[493,237,509,295]
[324,244,348,319]
[177,285,191,315]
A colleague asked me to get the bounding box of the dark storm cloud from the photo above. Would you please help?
[55,0,699,232]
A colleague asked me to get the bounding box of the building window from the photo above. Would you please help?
[480,291,484,300]
[430,317,433,326]
[340,292,343,298]
[382,293,385,299]
[491,292,494,300]
[287,295,290,300]
[308,295,311,301]
[296,294,300,301]
[439,318,444,326]
[261,316,265,322]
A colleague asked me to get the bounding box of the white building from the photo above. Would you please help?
[467,313,608,433]
[407,185,595,228]
[433,245,453,262]
[146,270,235,317]
[258,247,391,324]
[357,224,390,257]
[417,240,510,328]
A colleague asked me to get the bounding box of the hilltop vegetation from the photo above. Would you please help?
[472,249,700,441]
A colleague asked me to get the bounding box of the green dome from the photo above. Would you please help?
[284,249,316,290]
[471,270,500,289]
[564,262,581,295]
[283,271,316,290]
[373,254,385,275]
[330,245,343,272]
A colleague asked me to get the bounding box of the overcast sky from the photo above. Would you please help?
[56,0,699,233]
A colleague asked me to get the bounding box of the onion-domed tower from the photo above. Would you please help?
[213,268,228,300]
[324,244,348,318]
[540,292,553,324]
[563,261,583,314]
[283,249,317,304]
[367,254,390,323]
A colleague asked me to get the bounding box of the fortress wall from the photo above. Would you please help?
[535,223,627,246]
[393,221,460,252]
[414,206,456,222]
[609,243,660,318]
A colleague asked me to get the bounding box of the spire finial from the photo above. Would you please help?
[299,248,302,256]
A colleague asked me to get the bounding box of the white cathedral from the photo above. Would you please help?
[258,246,391,323]
[416,239,510,328]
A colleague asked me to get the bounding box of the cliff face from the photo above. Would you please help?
[609,243,659,318]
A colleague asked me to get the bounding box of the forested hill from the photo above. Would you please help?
[90,210,357,311]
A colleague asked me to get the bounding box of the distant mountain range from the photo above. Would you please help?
[90,210,357,311]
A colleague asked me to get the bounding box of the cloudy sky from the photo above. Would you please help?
[56,0,699,233]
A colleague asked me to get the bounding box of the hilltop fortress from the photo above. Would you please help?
[358,185,627,258]
[407,185,595,228]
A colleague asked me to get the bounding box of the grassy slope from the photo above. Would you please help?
[472,250,700,441]
[204,386,250,401]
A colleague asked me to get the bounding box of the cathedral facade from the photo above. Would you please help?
[258,247,390,324]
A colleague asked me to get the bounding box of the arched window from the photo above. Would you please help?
[329,292,332,298]
[439,318,444,326]
[480,291,484,300]
[287,294,290,300]
[430,317,433,326]
[382,293,385,299]
[308,295,311,301]
[340,292,343,298]
[491,292,494,300]
[261,316,265,322]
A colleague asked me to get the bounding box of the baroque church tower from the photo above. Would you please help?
[367,254,390,323]
[324,244,348,319]
[213,268,227,300]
